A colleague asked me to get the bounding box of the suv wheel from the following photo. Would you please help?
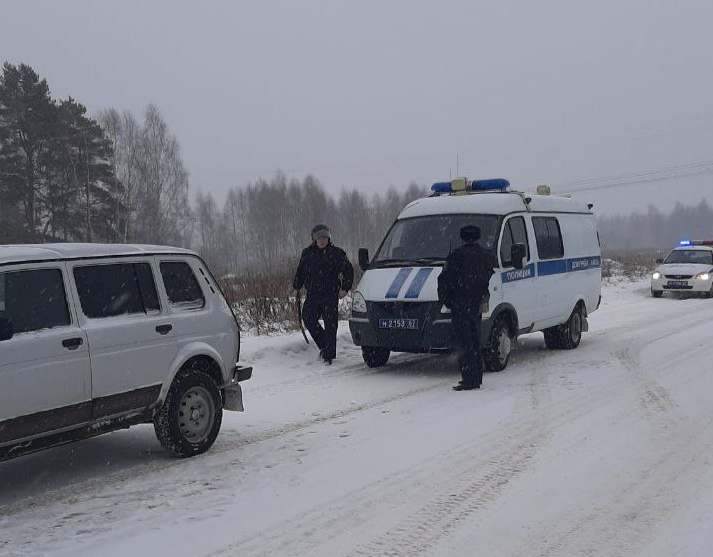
[483,315,512,372]
[154,368,223,457]
[651,289,663,298]
[362,346,390,367]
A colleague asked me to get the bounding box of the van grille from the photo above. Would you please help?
[664,274,692,279]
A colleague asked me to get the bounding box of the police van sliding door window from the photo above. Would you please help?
[499,217,529,267]
[159,262,205,309]
[73,263,161,318]
[532,217,564,260]
[0,269,70,333]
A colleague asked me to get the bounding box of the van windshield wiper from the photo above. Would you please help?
[371,257,445,268]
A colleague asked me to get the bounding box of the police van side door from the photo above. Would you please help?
[498,215,537,330]
[532,216,567,321]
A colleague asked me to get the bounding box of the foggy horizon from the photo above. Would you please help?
[1,0,711,216]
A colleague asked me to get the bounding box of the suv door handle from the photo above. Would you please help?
[155,324,173,335]
[62,337,83,350]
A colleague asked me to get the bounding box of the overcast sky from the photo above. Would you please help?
[1,0,712,215]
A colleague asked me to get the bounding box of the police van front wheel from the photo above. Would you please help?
[483,316,513,372]
[362,346,390,367]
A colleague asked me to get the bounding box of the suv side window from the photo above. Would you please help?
[500,216,530,267]
[532,216,564,260]
[0,268,70,333]
[74,262,161,318]
[160,261,205,309]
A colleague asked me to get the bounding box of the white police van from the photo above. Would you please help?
[349,178,601,370]
[650,240,713,298]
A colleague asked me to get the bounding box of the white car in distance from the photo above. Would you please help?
[651,240,713,298]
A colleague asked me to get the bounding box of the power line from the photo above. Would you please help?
[552,160,713,193]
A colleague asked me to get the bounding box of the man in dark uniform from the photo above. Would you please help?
[293,224,354,364]
[437,225,497,390]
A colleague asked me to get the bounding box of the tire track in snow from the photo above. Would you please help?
[203,347,555,557]
[505,408,713,557]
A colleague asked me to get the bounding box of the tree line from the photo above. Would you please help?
[598,199,713,252]
[0,62,427,278]
[3,61,709,281]
[0,62,191,247]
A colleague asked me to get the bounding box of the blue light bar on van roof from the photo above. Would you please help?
[430,178,510,193]
[473,178,510,191]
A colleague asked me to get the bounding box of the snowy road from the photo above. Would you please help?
[2,279,713,557]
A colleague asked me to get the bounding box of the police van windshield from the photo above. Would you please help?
[372,214,500,268]
[664,250,713,265]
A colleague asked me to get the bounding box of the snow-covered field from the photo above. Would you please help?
[2,278,713,557]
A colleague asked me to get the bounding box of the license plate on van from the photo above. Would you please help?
[378,318,418,330]
[667,280,688,288]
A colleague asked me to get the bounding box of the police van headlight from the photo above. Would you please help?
[351,292,367,314]
[652,271,662,280]
[695,272,710,281]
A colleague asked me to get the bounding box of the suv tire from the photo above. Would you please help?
[651,289,663,298]
[154,368,223,457]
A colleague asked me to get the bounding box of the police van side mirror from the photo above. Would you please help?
[655,258,664,264]
[358,248,370,271]
[511,243,526,270]
[0,315,14,341]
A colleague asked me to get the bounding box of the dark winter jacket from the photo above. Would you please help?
[293,242,354,299]
[437,242,497,310]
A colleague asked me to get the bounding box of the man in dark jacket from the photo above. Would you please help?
[437,225,497,391]
[293,224,354,364]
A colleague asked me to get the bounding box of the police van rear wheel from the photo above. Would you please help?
[545,305,583,350]
[483,316,512,372]
[362,346,390,367]
[559,305,583,349]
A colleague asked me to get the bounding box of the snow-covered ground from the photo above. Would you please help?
[2,278,713,557]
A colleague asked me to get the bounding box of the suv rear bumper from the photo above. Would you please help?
[235,364,253,382]
[222,364,252,412]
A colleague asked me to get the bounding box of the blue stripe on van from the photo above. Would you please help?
[537,256,601,276]
[404,268,434,298]
[385,268,413,298]
[501,263,536,283]
[568,256,602,271]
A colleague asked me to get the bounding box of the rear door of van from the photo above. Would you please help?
[532,215,569,322]
[0,263,91,447]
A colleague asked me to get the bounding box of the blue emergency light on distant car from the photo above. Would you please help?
[430,178,510,193]
[679,239,693,246]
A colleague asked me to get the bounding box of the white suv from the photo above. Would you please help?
[651,241,713,298]
[0,243,251,461]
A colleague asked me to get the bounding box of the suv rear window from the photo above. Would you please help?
[0,268,70,333]
[160,261,205,308]
[74,262,161,318]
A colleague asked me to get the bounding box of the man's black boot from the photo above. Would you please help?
[453,383,480,391]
